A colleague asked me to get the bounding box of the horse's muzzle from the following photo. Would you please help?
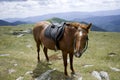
[74,52,82,58]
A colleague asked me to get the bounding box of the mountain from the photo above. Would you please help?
[4,18,23,23]
[3,9,120,32]
[14,12,92,23]
[80,22,106,32]
[0,20,27,26]
[47,18,106,32]
[0,20,12,26]
[12,21,27,25]
[74,15,120,32]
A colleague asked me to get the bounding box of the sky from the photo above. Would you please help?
[0,0,120,19]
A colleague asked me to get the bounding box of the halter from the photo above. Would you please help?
[73,30,89,54]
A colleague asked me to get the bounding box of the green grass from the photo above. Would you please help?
[0,25,120,80]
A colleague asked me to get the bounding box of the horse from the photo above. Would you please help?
[33,21,92,76]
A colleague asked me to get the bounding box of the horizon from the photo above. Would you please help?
[0,0,120,19]
[1,9,119,20]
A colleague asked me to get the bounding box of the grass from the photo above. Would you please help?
[0,25,120,80]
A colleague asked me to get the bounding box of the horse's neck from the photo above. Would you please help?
[65,27,76,41]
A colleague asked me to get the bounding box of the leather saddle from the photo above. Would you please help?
[44,22,65,49]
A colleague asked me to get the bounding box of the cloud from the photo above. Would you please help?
[0,0,27,2]
[0,0,120,19]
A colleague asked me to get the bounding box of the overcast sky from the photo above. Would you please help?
[0,0,120,19]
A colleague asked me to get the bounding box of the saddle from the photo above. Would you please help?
[44,22,65,50]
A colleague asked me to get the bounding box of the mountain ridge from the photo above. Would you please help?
[1,9,120,32]
[0,20,27,26]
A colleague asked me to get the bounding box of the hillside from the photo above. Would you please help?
[0,20,27,26]
[0,25,120,80]
[47,17,67,23]
[0,20,12,26]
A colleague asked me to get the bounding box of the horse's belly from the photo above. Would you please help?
[41,38,56,50]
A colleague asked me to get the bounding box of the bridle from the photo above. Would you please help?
[80,35,89,53]
[74,30,89,54]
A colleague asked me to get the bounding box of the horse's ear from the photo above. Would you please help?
[87,23,92,30]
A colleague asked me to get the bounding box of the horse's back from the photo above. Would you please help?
[33,21,51,42]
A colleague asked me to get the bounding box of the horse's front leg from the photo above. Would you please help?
[62,51,68,76]
[69,53,75,74]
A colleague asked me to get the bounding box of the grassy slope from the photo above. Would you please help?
[0,25,120,80]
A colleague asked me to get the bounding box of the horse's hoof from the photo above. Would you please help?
[65,76,70,80]
[71,72,75,75]
[47,61,52,65]
[38,60,41,63]
[71,72,76,77]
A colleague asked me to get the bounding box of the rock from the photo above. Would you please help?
[25,71,33,75]
[13,63,18,66]
[17,34,24,38]
[16,76,24,80]
[100,71,109,80]
[71,72,82,80]
[91,71,101,80]
[47,77,51,80]
[35,68,56,80]
[47,61,52,65]
[12,31,21,35]
[110,67,120,72]
[83,64,94,68]
[78,77,82,80]
[0,54,10,57]
[108,53,117,57]
[8,69,16,74]
[12,29,32,35]
[22,29,32,34]
[26,44,32,48]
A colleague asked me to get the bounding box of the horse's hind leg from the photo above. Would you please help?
[43,47,49,62]
[36,42,40,62]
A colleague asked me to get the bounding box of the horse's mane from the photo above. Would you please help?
[68,22,88,30]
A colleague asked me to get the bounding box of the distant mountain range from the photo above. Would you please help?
[0,20,27,26]
[73,15,120,32]
[47,17,107,32]
[0,9,120,32]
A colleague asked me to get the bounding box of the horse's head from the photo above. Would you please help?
[65,22,92,58]
[74,23,92,58]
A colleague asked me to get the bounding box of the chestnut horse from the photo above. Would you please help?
[33,21,92,76]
